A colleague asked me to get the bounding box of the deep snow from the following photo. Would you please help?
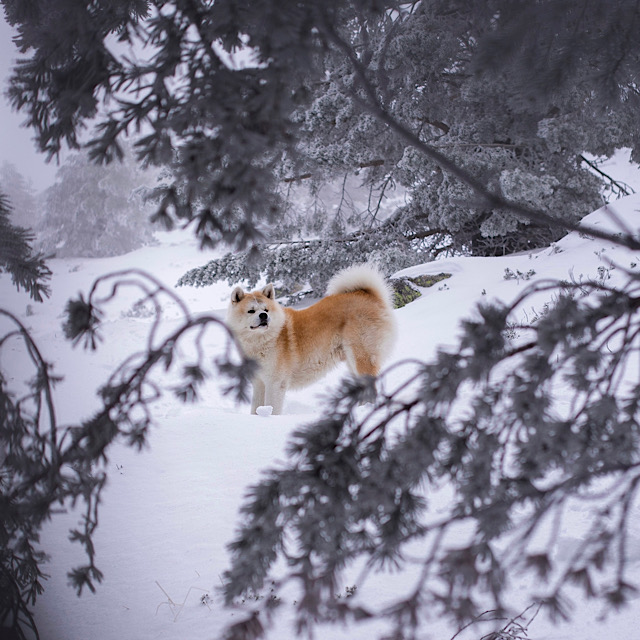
[3,188,640,639]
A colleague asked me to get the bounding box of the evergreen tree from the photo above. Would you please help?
[295,0,637,252]
[0,192,50,301]
[5,0,639,265]
[0,162,40,231]
[39,147,157,258]
[177,0,640,294]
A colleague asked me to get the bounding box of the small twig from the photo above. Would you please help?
[155,580,211,622]
[580,155,635,197]
[450,610,507,640]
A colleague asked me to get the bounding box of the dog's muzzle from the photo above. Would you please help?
[251,312,269,329]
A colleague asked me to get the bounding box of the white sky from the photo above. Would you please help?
[0,14,58,191]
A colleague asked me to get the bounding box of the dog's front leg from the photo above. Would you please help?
[251,378,266,415]
[265,381,287,415]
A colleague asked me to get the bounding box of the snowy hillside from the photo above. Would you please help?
[3,195,640,639]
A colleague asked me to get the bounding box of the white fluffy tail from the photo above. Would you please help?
[325,263,394,309]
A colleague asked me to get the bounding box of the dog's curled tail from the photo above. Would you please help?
[326,263,395,310]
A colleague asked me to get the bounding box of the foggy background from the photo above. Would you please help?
[0,15,57,195]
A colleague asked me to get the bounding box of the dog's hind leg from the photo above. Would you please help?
[345,349,380,404]
[345,345,379,378]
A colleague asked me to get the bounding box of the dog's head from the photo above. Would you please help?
[227,283,283,337]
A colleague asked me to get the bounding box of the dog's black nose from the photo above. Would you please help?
[259,312,268,321]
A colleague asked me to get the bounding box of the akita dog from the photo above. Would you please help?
[227,264,396,414]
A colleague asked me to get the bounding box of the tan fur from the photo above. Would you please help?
[226,264,396,414]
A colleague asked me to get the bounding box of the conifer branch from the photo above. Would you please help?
[319,23,640,252]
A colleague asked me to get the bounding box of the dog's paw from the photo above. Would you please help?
[256,405,273,417]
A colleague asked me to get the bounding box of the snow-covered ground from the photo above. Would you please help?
[3,181,640,639]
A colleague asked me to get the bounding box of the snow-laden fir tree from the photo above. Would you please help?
[0,191,50,301]
[0,162,40,231]
[177,0,638,294]
[5,0,639,272]
[39,146,158,258]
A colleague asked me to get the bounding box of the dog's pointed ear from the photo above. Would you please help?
[231,286,245,303]
[262,283,275,300]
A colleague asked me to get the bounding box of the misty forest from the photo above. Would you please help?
[3,1,640,639]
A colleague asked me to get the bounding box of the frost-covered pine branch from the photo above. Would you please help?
[176,211,442,295]
[222,269,640,638]
[0,270,253,639]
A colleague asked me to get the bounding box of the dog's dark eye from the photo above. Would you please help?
[248,309,255,314]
